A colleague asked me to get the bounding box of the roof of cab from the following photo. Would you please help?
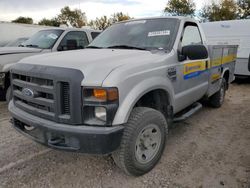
[117,16,198,24]
[38,27,101,33]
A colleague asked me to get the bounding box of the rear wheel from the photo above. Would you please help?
[209,78,226,108]
[112,107,167,176]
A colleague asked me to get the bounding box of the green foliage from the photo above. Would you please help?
[200,0,238,22]
[38,18,60,27]
[12,16,33,24]
[89,16,111,30]
[237,0,250,19]
[57,6,87,28]
[164,0,196,16]
[110,12,131,23]
[88,12,131,30]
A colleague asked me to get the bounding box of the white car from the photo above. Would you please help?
[0,27,101,102]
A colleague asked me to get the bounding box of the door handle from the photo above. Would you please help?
[205,60,209,69]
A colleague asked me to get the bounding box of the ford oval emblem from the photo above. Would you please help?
[22,88,34,98]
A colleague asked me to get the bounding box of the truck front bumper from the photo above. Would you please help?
[8,101,124,154]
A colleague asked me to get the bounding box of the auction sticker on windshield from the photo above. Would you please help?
[148,30,170,37]
[125,20,146,25]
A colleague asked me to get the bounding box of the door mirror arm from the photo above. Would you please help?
[177,50,187,62]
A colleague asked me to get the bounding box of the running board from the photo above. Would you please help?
[173,102,203,122]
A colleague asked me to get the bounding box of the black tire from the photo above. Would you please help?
[209,78,226,108]
[6,86,12,104]
[0,88,6,101]
[112,107,167,176]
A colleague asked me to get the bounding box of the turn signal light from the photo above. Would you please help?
[93,88,118,101]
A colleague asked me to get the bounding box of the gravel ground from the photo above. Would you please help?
[0,81,249,188]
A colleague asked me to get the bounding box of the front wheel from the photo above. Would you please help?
[112,107,167,176]
[209,78,226,108]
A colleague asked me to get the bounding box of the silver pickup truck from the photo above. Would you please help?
[0,27,101,102]
[9,17,237,176]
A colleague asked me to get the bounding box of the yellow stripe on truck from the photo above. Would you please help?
[211,54,237,67]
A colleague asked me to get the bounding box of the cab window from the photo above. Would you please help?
[58,31,89,51]
[91,32,100,39]
[182,24,202,47]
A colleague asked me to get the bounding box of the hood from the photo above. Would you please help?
[0,47,45,72]
[0,47,43,55]
[18,49,166,86]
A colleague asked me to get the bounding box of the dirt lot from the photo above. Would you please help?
[0,81,249,188]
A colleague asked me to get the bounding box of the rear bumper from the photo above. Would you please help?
[9,101,124,154]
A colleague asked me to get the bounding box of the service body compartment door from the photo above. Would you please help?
[207,45,237,97]
[207,46,223,97]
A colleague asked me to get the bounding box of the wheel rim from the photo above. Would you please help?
[135,124,162,164]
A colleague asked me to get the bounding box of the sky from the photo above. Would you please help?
[0,0,207,23]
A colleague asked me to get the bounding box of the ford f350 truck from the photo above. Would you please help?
[0,28,101,102]
[8,17,237,176]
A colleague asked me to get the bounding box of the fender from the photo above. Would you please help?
[221,67,230,77]
[2,63,16,72]
[112,77,175,125]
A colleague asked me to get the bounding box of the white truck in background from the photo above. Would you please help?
[0,22,51,47]
[0,27,101,102]
[201,19,250,78]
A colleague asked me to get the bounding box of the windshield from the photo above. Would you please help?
[21,29,64,49]
[89,18,179,51]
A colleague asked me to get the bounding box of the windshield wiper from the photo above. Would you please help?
[86,46,103,49]
[25,44,39,48]
[107,45,147,51]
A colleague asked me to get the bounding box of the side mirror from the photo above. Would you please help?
[178,44,208,61]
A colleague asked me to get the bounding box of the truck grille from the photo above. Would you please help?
[61,82,70,114]
[12,73,71,122]
[11,64,84,125]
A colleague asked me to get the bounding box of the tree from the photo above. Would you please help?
[200,0,238,22]
[57,6,87,28]
[88,12,131,30]
[38,18,60,27]
[237,0,250,19]
[164,0,196,16]
[89,16,111,30]
[12,17,33,24]
[110,12,131,23]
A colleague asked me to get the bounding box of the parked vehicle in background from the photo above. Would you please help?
[201,19,250,78]
[0,28,101,102]
[5,37,29,47]
[8,17,237,176]
[0,22,50,47]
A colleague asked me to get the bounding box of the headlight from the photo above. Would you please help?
[85,88,118,102]
[94,107,107,122]
[83,87,119,126]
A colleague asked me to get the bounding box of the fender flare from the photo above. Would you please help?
[221,67,230,80]
[112,77,174,125]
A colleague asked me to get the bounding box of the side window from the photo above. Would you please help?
[182,25,202,47]
[91,32,100,40]
[58,31,89,51]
